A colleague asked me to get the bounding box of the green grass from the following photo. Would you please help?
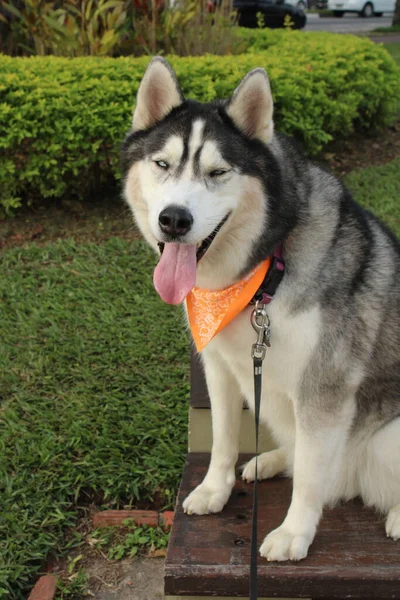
[345,157,400,236]
[0,238,189,598]
[372,25,400,34]
[56,569,89,599]
[0,158,399,597]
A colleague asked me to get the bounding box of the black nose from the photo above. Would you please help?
[158,206,193,237]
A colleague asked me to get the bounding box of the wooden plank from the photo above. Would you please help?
[190,348,210,408]
[165,453,400,599]
[188,407,276,454]
[190,347,248,410]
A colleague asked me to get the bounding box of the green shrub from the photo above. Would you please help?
[0,30,399,213]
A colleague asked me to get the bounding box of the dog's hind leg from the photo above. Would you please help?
[183,348,243,516]
[242,390,295,482]
[241,449,286,482]
[358,417,400,540]
[386,505,400,540]
[259,393,356,562]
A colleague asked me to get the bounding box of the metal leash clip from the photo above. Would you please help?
[251,301,271,361]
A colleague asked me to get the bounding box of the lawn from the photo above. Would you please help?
[0,239,189,598]
[345,157,400,236]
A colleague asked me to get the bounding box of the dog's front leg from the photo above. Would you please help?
[260,398,354,561]
[183,349,242,515]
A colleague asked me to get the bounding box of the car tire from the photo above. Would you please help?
[374,11,383,15]
[333,9,344,15]
[361,2,373,16]
[297,0,307,12]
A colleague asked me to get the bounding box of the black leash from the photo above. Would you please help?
[250,303,271,600]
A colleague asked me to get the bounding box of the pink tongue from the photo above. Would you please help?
[153,243,197,305]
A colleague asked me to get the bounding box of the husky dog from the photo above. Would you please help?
[122,57,400,561]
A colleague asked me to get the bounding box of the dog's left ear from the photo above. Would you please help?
[226,68,274,143]
[132,57,183,131]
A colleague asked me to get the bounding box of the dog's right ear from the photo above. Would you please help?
[132,57,183,132]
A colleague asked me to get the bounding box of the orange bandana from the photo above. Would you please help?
[186,259,271,352]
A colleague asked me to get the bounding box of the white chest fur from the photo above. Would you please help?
[204,301,322,418]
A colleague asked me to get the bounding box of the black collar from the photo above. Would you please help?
[251,246,285,305]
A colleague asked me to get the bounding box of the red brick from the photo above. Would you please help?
[93,510,158,528]
[160,510,175,528]
[28,575,57,600]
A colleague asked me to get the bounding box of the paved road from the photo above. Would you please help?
[305,13,393,32]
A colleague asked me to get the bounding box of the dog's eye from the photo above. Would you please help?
[154,160,169,170]
[209,169,228,178]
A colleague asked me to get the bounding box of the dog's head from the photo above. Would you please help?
[122,57,278,304]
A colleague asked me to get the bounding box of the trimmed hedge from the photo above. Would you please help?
[0,29,399,213]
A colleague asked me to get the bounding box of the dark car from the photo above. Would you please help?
[232,0,307,29]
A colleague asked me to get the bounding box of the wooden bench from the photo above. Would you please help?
[188,351,275,454]
[164,352,400,599]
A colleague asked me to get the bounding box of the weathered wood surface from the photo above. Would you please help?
[190,349,248,410]
[165,453,400,598]
[190,348,210,408]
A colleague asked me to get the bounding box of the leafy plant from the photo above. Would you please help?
[162,0,241,57]
[90,520,170,560]
[0,0,130,57]
[0,0,241,58]
[129,0,240,57]
[283,14,295,29]
[0,0,68,55]
[256,10,266,28]
[55,570,89,599]
[62,0,129,56]
[129,0,165,55]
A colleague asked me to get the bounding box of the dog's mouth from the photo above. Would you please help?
[154,213,230,305]
[157,213,230,263]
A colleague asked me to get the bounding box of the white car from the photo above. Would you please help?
[328,0,394,16]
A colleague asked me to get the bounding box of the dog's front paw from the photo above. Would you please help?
[260,526,311,562]
[182,483,231,515]
[386,504,400,541]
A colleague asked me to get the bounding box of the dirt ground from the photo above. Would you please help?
[51,508,167,599]
[321,117,400,176]
[0,197,136,251]
[84,557,165,600]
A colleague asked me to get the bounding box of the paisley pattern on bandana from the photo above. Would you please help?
[186,258,271,352]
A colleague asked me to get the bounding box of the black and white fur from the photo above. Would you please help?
[122,57,400,561]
